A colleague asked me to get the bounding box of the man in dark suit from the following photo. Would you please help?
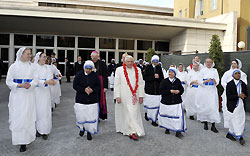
[226,69,248,145]
[74,56,83,75]
[65,58,71,82]
[137,59,146,74]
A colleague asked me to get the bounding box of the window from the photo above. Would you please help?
[14,34,33,46]
[137,40,152,50]
[57,36,75,47]
[0,48,8,61]
[137,53,144,60]
[119,39,134,50]
[211,0,217,11]
[198,0,204,16]
[78,37,95,48]
[78,50,92,61]
[155,41,169,51]
[108,52,115,63]
[36,35,54,47]
[179,10,182,18]
[99,38,115,49]
[0,34,9,45]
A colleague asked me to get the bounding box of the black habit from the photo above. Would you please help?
[226,80,248,113]
[143,64,164,95]
[160,77,184,105]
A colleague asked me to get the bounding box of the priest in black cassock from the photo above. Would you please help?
[91,51,109,120]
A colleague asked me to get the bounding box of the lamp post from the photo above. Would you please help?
[238,41,245,51]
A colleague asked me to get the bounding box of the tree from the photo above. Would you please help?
[208,34,224,96]
[145,48,156,63]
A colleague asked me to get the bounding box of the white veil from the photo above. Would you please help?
[34,52,42,64]
[16,47,26,62]
[230,59,242,69]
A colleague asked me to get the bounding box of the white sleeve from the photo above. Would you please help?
[214,69,220,86]
[114,67,121,99]
[30,65,39,90]
[6,64,18,90]
[221,72,228,89]
[241,71,248,85]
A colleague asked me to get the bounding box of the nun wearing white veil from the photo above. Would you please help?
[221,59,247,128]
[50,60,62,109]
[176,63,188,108]
[6,47,38,152]
[34,52,56,140]
[196,58,221,133]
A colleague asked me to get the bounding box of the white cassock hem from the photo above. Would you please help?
[74,103,99,135]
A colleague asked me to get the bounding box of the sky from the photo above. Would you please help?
[95,0,174,8]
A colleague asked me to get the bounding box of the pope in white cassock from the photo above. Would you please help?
[196,58,221,133]
[114,55,145,141]
[6,47,38,152]
[34,52,56,140]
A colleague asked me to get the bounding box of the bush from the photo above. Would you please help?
[145,48,156,63]
[208,34,224,96]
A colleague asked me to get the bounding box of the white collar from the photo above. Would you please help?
[168,77,175,82]
[234,79,240,85]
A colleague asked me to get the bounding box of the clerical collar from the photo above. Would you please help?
[78,61,82,64]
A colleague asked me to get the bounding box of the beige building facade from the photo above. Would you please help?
[0,0,237,75]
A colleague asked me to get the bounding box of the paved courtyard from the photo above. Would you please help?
[0,79,250,156]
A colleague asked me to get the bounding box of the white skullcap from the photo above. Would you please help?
[125,55,134,62]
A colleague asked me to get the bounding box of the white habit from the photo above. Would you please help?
[227,80,245,139]
[50,64,61,108]
[34,63,53,134]
[6,61,38,145]
[183,70,202,117]
[176,70,188,108]
[221,69,247,128]
[196,67,221,123]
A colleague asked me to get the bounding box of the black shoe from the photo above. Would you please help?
[55,104,57,108]
[111,88,114,91]
[42,134,48,140]
[79,130,84,137]
[51,108,54,112]
[165,129,170,134]
[189,116,195,120]
[87,132,92,140]
[226,133,236,141]
[204,122,208,130]
[175,132,184,139]
[211,123,219,133]
[240,137,245,145]
[19,145,26,152]
[36,131,41,137]
[145,113,149,121]
[151,122,158,127]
